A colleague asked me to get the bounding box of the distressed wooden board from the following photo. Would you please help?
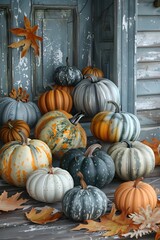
[136,95,160,110]
[137,79,160,95]
[138,16,160,31]
[137,109,160,126]
[137,32,160,47]
[138,1,160,15]
[137,62,160,79]
[137,47,160,62]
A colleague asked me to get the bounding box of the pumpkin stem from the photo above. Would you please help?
[84,144,102,157]
[122,140,132,148]
[84,74,98,82]
[133,177,143,187]
[77,171,87,189]
[7,120,13,129]
[69,112,85,125]
[66,57,69,66]
[107,101,120,113]
[48,166,54,174]
[18,131,29,145]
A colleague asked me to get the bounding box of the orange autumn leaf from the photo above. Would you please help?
[8,15,43,58]
[0,191,29,212]
[142,138,160,165]
[25,206,63,224]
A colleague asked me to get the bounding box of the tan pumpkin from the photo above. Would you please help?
[38,88,73,114]
[0,119,30,143]
[82,66,104,78]
[114,178,157,214]
[0,132,52,187]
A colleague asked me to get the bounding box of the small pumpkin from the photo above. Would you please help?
[38,88,73,114]
[90,101,141,142]
[0,87,41,128]
[62,172,109,221]
[73,75,120,117]
[0,119,30,143]
[61,144,115,188]
[82,66,104,78]
[114,178,157,214]
[53,84,74,95]
[53,57,83,86]
[0,132,52,187]
[34,110,87,157]
[26,167,74,203]
[107,140,155,181]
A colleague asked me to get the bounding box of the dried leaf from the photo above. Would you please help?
[8,15,43,57]
[142,138,160,165]
[9,87,29,102]
[122,228,152,239]
[0,191,29,212]
[25,206,63,224]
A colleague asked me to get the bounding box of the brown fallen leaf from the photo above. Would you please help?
[0,191,29,212]
[142,138,160,166]
[25,206,63,224]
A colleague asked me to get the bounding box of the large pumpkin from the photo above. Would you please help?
[90,101,141,142]
[34,110,87,157]
[26,167,74,203]
[73,75,120,117]
[114,178,157,214]
[82,66,104,78]
[53,57,83,86]
[0,88,41,128]
[38,88,73,114]
[62,172,109,221]
[107,140,155,181]
[61,144,115,188]
[0,132,52,187]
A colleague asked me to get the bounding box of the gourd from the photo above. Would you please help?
[0,119,30,143]
[90,101,141,142]
[73,75,120,117]
[0,132,52,187]
[26,167,74,203]
[82,66,104,77]
[0,87,41,128]
[53,57,83,86]
[114,178,157,214]
[62,172,109,221]
[107,140,155,181]
[61,144,115,188]
[34,110,87,157]
[38,88,73,114]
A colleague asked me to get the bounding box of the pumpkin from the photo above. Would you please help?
[53,84,74,95]
[107,140,155,181]
[82,66,104,78]
[0,87,41,128]
[38,88,73,114]
[90,101,141,142]
[53,57,83,86]
[0,119,30,143]
[0,132,52,187]
[26,167,74,203]
[114,178,157,214]
[61,144,115,188]
[34,110,87,157]
[62,172,109,221]
[73,75,120,117]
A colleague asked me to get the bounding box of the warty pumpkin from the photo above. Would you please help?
[107,140,155,181]
[90,101,141,142]
[26,167,74,203]
[62,172,109,221]
[34,110,87,157]
[0,132,52,187]
[82,66,104,78]
[73,75,120,117]
[114,178,157,214]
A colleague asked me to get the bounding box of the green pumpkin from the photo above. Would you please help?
[61,144,115,188]
[62,172,109,221]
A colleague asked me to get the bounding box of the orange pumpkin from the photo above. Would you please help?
[0,119,30,143]
[53,85,74,95]
[114,178,157,214]
[82,66,104,78]
[38,89,73,114]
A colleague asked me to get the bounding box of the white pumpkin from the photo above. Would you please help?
[26,167,74,203]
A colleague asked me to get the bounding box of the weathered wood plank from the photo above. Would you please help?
[137,79,160,95]
[138,16,160,31]
[137,108,160,126]
[137,62,160,79]
[137,95,160,110]
[138,0,160,15]
[137,47,160,62]
[137,32,160,47]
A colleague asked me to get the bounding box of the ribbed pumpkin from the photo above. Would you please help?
[114,178,157,214]
[73,75,120,117]
[53,84,74,96]
[0,87,41,128]
[0,119,30,143]
[61,144,115,188]
[38,88,73,114]
[90,101,141,142]
[107,140,155,181]
[53,57,83,86]
[34,110,87,157]
[0,132,52,187]
[62,172,109,221]
[26,167,74,203]
[82,66,104,77]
